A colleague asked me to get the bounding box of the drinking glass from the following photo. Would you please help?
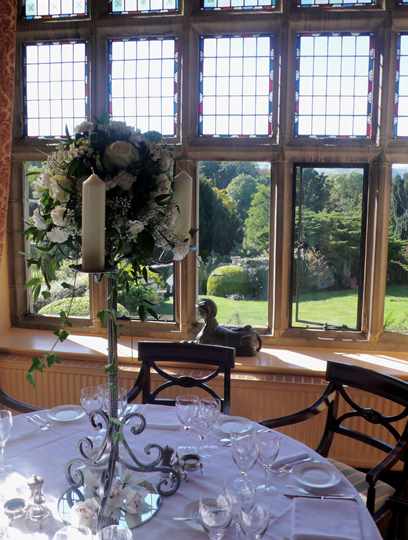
[231,432,258,477]
[175,395,199,433]
[193,397,221,458]
[80,386,103,417]
[52,526,93,540]
[256,431,280,493]
[97,525,132,539]
[240,504,270,539]
[0,411,13,474]
[224,477,255,539]
[198,495,232,540]
[100,384,128,418]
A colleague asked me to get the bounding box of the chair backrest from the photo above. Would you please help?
[317,361,408,459]
[0,387,37,413]
[128,341,235,413]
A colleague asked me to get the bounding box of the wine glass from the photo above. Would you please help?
[80,386,103,417]
[175,395,199,433]
[97,525,132,539]
[198,495,232,540]
[193,397,221,458]
[256,431,280,493]
[231,432,258,477]
[240,504,270,539]
[0,411,13,474]
[52,526,93,540]
[99,384,128,418]
[224,477,255,539]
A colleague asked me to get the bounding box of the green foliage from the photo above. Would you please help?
[39,296,129,317]
[299,168,330,212]
[226,174,259,220]
[326,172,363,213]
[199,161,260,189]
[243,184,270,255]
[199,178,243,260]
[207,265,252,298]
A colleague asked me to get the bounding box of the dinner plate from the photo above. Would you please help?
[213,416,255,438]
[46,405,85,423]
[291,461,341,492]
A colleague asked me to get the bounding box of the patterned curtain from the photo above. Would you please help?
[0,1,17,266]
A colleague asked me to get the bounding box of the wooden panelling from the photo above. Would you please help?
[0,353,403,469]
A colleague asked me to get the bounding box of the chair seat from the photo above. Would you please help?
[329,458,396,514]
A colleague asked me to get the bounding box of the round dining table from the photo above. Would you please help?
[2,404,382,539]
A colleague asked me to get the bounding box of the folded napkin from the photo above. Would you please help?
[292,498,362,540]
[272,451,310,470]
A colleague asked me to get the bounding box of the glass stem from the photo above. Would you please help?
[264,466,273,490]
[0,443,5,470]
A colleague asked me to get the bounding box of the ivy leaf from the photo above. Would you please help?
[98,309,110,326]
[46,353,62,368]
[53,329,69,342]
[26,276,42,289]
[146,307,159,321]
[26,371,36,386]
[42,290,51,300]
[59,310,72,327]
[61,282,75,290]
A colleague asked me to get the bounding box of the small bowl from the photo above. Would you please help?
[4,498,27,520]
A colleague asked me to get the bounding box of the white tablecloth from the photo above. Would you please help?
[3,405,382,539]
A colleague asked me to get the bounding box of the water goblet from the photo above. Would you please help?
[52,526,93,540]
[100,384,128,418]
[80,386,103,418]
[231,432,258,477]
[0,410,13,475]
[193,397,221,458]
[175,395,199,434]
[97,525,132,539]
[240,503,270,539]
[224,477,256,539]
[256,431,280,493]
[198,495,232,540]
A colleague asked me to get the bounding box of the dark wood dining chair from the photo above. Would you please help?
[260,361,408,539]
[0,386,37,413]
[127,341,235,413]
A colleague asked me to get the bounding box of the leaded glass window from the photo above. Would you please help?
[109,38,178,136]
[24,0,87,19]
[394,34,408,137]
[24,41,88,137]
[298,0,376,7]
[199,35,273,137]
[110,0,178,13]
[202,0,275,10]
[295,33,374,138]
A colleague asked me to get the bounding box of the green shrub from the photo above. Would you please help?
[39,296,129,318]
[207,265,252,298]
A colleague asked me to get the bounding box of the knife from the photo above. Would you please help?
[284,492,357,501]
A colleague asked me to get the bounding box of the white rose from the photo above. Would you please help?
[50,205,66,227]
[113,171,136,191]
[155,173,171,195]
[32,208,47,230]
[74,121,94,134]
[47,227,69,244]
[128,220,145,239]
[71,498,99,530]
[104,141,139,169]
[173,241,190,261]
[49,175,71,203]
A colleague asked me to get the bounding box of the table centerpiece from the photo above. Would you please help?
[24,120,193,531]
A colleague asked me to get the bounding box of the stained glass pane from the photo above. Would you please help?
[24,41,88,137]
[394,35,408,137]
[110,0,178,13]
[199,35,273,137]
[298,0,376,6]
[24,0,87,19]
[295,33,374,138]
[109,38,178,137]
[202,0,276,10]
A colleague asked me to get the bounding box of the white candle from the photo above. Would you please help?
[81,173,106,272]
[173,170,192,241]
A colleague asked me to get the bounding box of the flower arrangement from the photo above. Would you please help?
[25,120,192,382]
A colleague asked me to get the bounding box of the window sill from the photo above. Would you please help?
[1,327,408,380]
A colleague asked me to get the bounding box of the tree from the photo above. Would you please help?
[391,173,408,240]
[226,174,259,220]
[299,168,330,212]
[199,178,243,260]
[326,171,363,213]
[243,184,270,255]
[199,161,259,189]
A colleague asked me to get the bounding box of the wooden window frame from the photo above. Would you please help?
[8,0,408,349]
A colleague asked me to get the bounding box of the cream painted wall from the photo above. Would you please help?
[0,242,11,334]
